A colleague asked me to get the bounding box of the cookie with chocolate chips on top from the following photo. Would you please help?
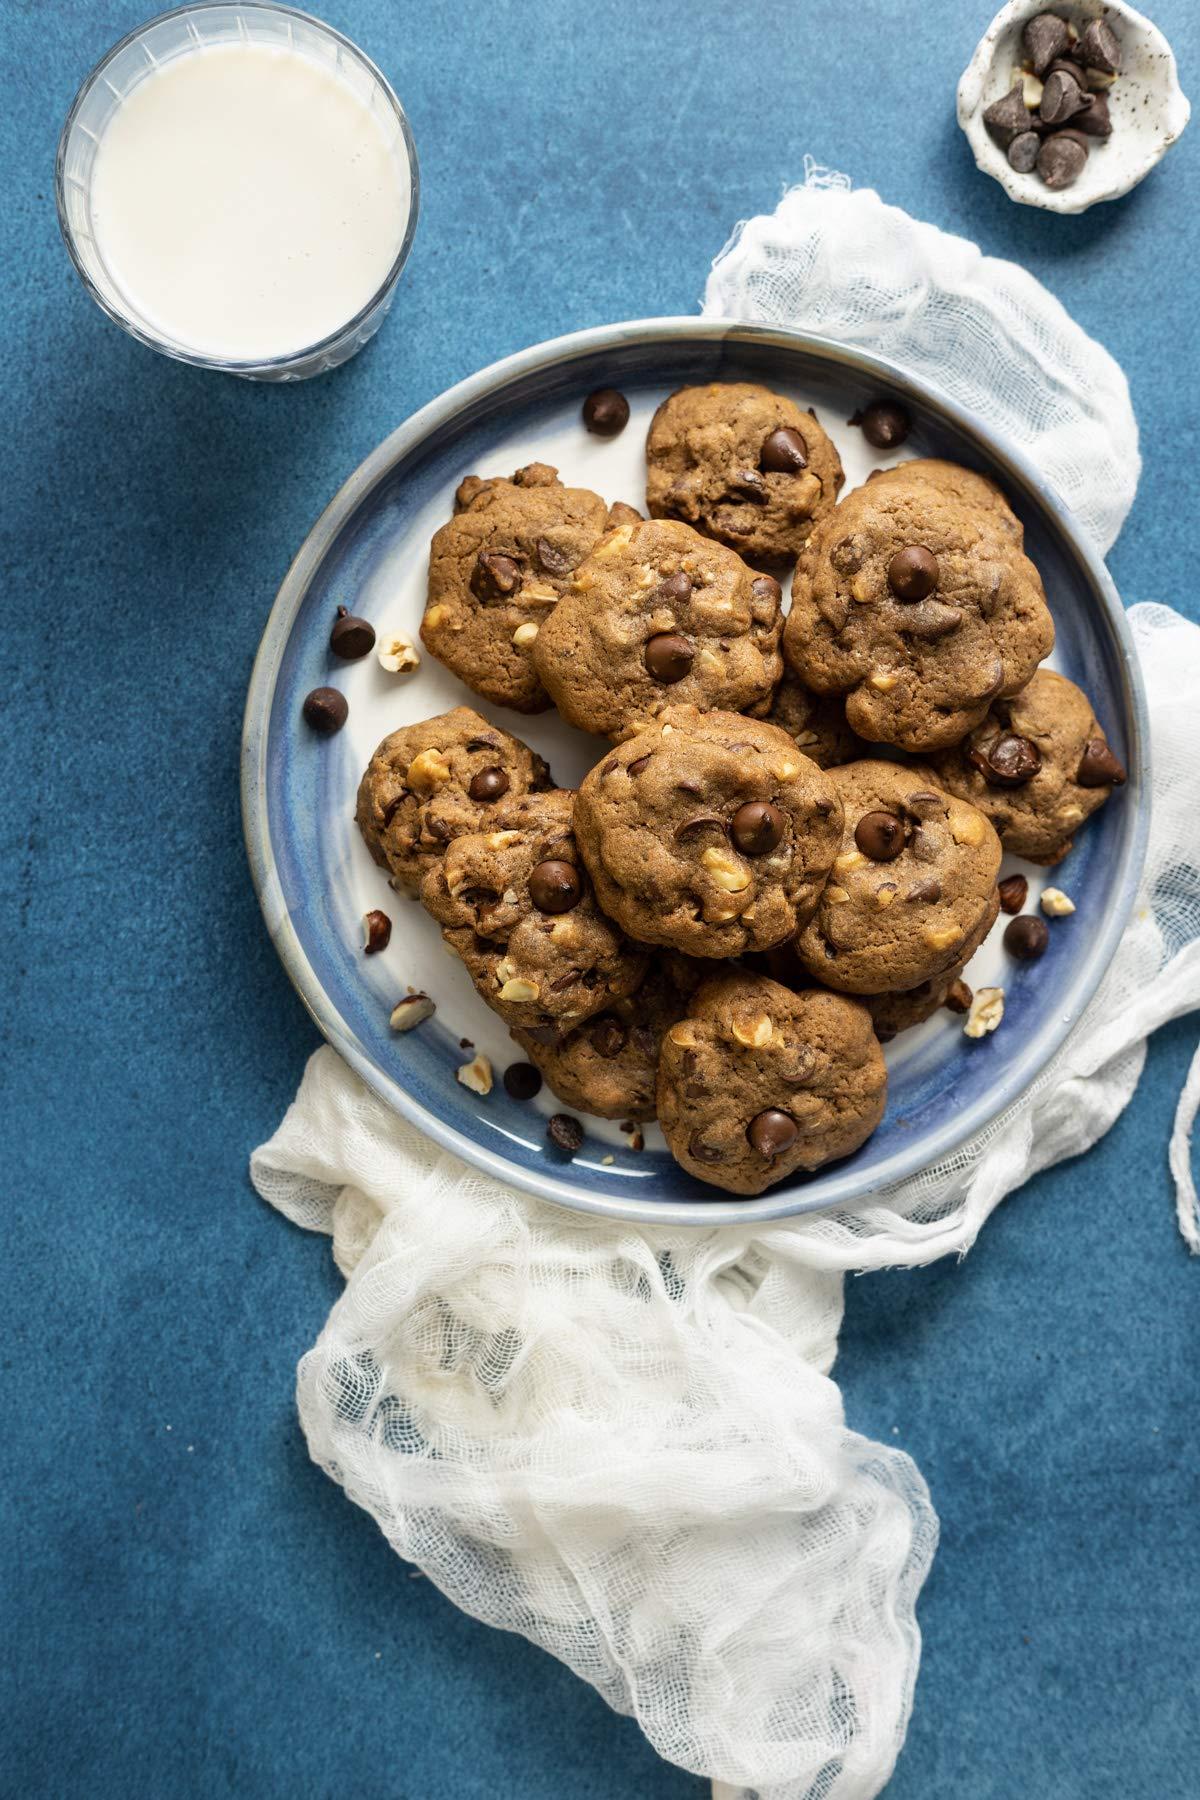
[795,761,1001,995]
[646,383,844,563]
[656,971,887,1196]
[533,517,783,741]
[930,667,1126,865]
[421,462,611,713]
[420,790,647,1035]
[573,706,843,960]
[510,955,704,1121]
[356,705,552,897]
[785,475,1053,752]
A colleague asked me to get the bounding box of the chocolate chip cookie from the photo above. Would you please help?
[657,972,887,1195]
[532,517,783,740]
[867,459,1024,544]
[421,463,611,713]
[929,667,1127,864]
[356,705,552,897]
[863,960,969,1042]
[785,476,1054,752]
[646,383,844,562]
[421,790,647,1034]
[574,706,843,959]
[795,761,1001,994]
[510,955,703,1121]
[764,668,865,768]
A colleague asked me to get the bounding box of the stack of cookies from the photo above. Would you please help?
[354,381,1126,1196]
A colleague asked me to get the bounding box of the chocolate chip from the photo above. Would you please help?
[329,606,375,659]
[983,83,1033,149]
[547,1113,584,1153]
[466,733,501,751]
[1073,93,1112,138]
[746,1108,799,1160]
[1039,67,1088,127]
[582,387,630,436]
[363,909,391,953]
[644,633,694,684]
[731,801,786,855]
[1023,12,1070,75]
[654,570,693,606]
[536,538,576,578]
[1076,737,1127,787]
[529,859,581,914]
[688,1133,724,1164]
[858,401,911,449]
[675,815,727,841]
[970,733,1042,787]
[1004,914,1050,961]
[1046,57,1087,88]
[628,754,653,776]
[760,426,808,474]
[887,545,939,601]
[998,873,1029,914]
[1008,130,1041,173]
[855,810,905,861]
[1037,129,1089,189]
[590,1014,628,1058]
[503,1061,542,1100]
[471,550,522,600]
[904,790,944,817]
[381,792,406,828]
[730,469,768,501]
[944,977,973,1014]
[469,766,510,802]
[302,687,348,734]
[751,573,783,605]
[899,600,962,638]
[1078,17,1121,74]
[905,877,942,902]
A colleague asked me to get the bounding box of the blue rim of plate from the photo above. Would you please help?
[241,317,1150,1227]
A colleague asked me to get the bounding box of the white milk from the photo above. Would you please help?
[90,41,410,361]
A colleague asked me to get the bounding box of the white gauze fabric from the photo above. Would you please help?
[252,176,1200,1800]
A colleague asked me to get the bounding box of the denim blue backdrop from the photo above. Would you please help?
[3,2,1197,1796]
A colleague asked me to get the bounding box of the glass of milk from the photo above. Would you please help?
[56,3,418,380]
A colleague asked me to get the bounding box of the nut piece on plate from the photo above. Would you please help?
[930,668,1126,865]
[645,382,844,564]
[1040,885,1076,917]
[533,516,783,742]
[356,705,552,898]
[573,705,843,960]
[656,971,887,1196]
[784,463,1053,753]
[421,462,611,713]
[795,761,1001,995]
[377,632,420,673]
[420,789,647,1035]
[390,992,436,1032]
[963,985,1005,1039]
[456,1052,494,1095]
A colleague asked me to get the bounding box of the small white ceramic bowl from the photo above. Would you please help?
[958,0,1189,213]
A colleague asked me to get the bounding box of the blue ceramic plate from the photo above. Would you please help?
[242,319,1148,1226]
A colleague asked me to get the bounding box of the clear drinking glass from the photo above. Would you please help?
[55,3,419,381]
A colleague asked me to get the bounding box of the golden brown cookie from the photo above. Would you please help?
[656,972,887,1195]
[929,668,1127,865]
[784,475,1053,752]
[866,459,1024,543]
[356,706,552,897]
[646,383,844,562]
[421,463,610,713]
[420,790,646,1034]
[795,761,1001,994]
[532,517,783,740]
[574,706,843,959]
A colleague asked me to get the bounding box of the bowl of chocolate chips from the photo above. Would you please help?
[958,2,1189,212]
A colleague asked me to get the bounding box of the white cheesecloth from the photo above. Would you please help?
[251,170,1200,1800]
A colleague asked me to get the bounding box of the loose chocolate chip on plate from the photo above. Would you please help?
[536,538,576,578]
[1038,130,1089,189]
[1078,17,1121,74]
[998,873,1029,914]
[760,426,809,474]
[644,632,694,684]
[503,1061,543,1100]
[582,387,630,436]
[1004,914,1050,960]
[1077,737,1127,787]
[855,809,906,861]
[1008,130,1041,173]
[329,605,375,659]
[1040,67,1088,127]
[547,1113,585,1153]
[747,1108,799,1160]
[731,801,786,856]
[529,859,582,914]
[971,732,1042,787]
[471,550,522,600]
[983,82,1033,148]
[302,687,348,734]
[858,400,911,449]
[469,766,510,802]
[887,545,939,601]
[1023,11,1069,75]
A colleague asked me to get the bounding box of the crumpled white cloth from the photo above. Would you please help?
[252,175,1200,1800]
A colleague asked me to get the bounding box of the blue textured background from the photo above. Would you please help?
[3,2,1198,1796]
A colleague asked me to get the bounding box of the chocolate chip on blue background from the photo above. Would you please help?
[329,605,375,659]
[302,686,348,734]
[1022,11,1069,76]
[760,426,808,473]
[1005,914,1050,960]
[547,1113,584,1153]
[582,388,630,436]
[503,1061,542,1100]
